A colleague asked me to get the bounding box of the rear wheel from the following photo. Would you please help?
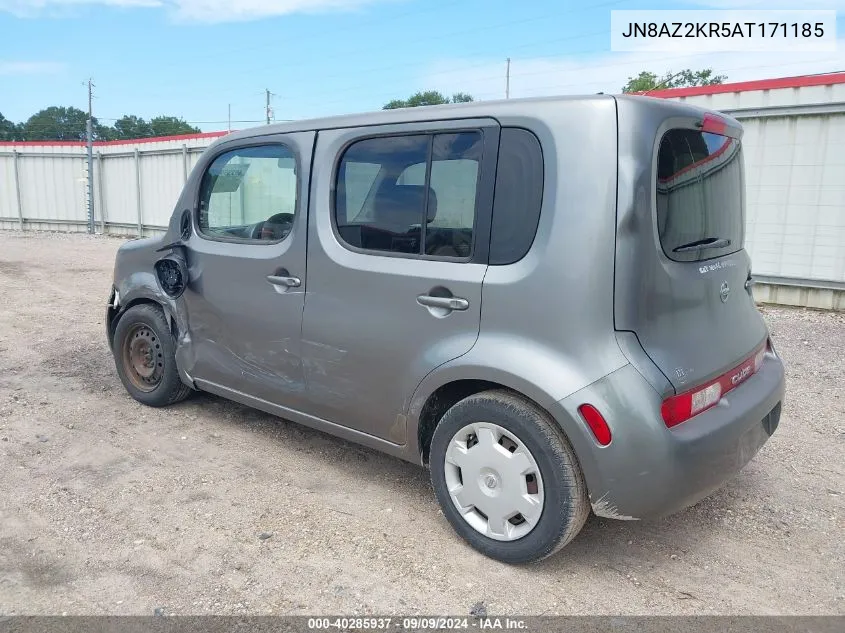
[429,390,589,563]
[113,304,192,407]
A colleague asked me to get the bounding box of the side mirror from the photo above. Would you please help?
[154,253,189,299]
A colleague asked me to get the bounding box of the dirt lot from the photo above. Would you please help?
[0,230,842,616]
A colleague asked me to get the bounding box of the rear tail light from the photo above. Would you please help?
[661,342,767,428]
[578,404,612,446]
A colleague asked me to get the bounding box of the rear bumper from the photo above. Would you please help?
[555,351,785,520]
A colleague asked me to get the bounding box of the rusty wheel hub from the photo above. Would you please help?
[122,324,164,392]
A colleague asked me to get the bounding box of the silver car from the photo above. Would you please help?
[106,95,785,563]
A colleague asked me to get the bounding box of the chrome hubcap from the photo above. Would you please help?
[444,422,544,541]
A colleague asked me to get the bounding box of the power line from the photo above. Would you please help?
[218,0,469,58]
[243,0,633,80]
[467,55,845,100]
[103,1,631,106]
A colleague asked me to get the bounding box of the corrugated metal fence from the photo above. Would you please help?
[0,132,224,236]
[1,80,843,308]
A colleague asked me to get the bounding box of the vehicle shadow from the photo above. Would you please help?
[170,390,767,569]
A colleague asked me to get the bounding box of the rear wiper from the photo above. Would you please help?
[673,237,731,253]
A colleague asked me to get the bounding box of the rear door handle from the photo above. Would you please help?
[267,275,301,288]
[417,295,469,311]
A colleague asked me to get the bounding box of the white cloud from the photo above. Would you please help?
[418,43,845,100]
[0,60,65,74]
[0,0,393,21]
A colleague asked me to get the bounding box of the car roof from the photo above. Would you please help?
[212,93,731,149]
[221,94,615,142]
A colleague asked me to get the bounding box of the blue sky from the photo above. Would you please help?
[1,0,844,132]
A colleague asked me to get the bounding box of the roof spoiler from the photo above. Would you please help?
[697,113,743,139]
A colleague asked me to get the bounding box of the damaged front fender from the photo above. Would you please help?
[106,235,195,390]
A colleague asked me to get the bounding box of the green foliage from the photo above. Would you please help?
[383,90,475,109]
[148,116,201,137]
[622,69,727,93]
[0,112,20,141]
[2,108,201,142]
[21,106,93,141]
[112,115,153,140]
[450,92,474,103]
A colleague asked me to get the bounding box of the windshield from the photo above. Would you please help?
[656,128,744,262]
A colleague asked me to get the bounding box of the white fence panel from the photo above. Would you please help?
[741,114,845,283]
[18,152,86,223]
[139,150,186,228]
[0,153,17,223]
[101,154,141,229]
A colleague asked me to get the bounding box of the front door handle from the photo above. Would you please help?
[417,295,469,311]
[267,274,301,288]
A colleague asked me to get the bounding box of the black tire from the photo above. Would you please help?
[112,303,192,407]
[429,390,589,564]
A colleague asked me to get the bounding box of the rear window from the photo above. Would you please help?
[656,129,744,262]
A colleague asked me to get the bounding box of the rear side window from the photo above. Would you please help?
[656,129,744,262]
[489,128,544,265]
[335,132,482,258]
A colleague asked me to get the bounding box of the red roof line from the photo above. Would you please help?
[0,130,228,148]
[643,72,845,98]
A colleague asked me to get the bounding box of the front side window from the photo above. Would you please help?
[198,144,297,242]
[656,129,744,262]
[335,131,481,258]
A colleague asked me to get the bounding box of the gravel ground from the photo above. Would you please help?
[0,230,842,616]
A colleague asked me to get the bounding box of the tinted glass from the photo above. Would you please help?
[335,132,481,258]
[398,132,481,257]
[335,135,428,254]
[656,129,744,262]
[199,145,297,242]
[489,128,544,265]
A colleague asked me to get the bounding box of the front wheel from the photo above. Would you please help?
[429,390,589,563]
[112,303,192,407]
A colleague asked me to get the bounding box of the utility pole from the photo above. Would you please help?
[265,89,272,125]
[228,104,232,132]
[505,58,511,99]
[85,78,95,234]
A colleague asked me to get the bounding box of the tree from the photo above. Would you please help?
[148,116,200,137]
[0,112,19,141]
[20,106,96,141]
[622,68,727,93]
[111,115,153,140]
[5,108,201,142]
[450,92,474,104]
[383,90,475,109]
